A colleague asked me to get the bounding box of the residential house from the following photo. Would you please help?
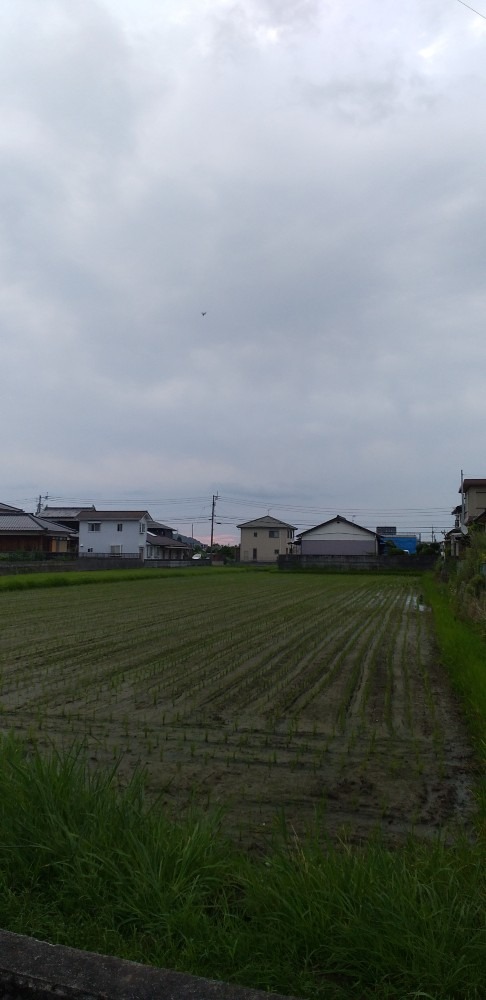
[78,510,153,559]
[446,479,486,558]
[458,479,486,526]
[237,516,296,563]
[0,507,77,555]
[40,506,96,533]
[146,521,192,561]
[296,515,379,557]
[77,510,192,561]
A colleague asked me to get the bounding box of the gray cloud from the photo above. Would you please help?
[1,0,485,536]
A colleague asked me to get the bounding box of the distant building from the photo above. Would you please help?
[0,507,77,555]
[40,506,96,533]
[237,516,296,563]
[296,515,379,557]
[377,530,419,554]
[78,510,192,560]
[459,479,486,525]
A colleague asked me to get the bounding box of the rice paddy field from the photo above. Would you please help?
[0,570,477,845]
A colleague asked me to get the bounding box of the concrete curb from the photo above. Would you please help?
[0,929,300,1000]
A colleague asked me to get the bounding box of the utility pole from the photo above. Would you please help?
[460,468,465,529]
[210,493,218,562]
[36,493,48,515]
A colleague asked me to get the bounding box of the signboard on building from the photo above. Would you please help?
[376,526,397,536]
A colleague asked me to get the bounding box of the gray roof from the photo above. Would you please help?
[237,515,296,530]
[0,513,76,535]
[297,515,377,540]
[78,510,152,522]
[41,506,95,518]
[147,533,188,548]
[0,502,24,512]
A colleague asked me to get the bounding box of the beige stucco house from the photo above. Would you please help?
[237,515,296,563]
[459,479,486,525]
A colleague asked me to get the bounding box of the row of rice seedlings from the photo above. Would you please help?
[336,588,404,734]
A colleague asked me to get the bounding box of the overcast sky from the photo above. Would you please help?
[1,0,485,541]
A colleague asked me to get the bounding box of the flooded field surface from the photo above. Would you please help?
[0,572,477,845]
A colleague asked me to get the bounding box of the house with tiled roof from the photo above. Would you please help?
[237,515,296,563]
[446,477,486,557]
[78,510,192,561]
[40,506,96,532]
[459,479,486,526]
[0,506,77,555]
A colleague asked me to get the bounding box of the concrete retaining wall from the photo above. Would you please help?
[0,929,298,1000]
[279,554,436,571]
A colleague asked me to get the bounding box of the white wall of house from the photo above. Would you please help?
[300,520,377,556]
[79,517,148,556]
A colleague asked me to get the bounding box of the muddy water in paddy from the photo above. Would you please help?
[0,577,478,846]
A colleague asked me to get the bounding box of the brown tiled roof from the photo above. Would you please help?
[147,533,188,548]
[78,511,152,522]
[459,479,486,492]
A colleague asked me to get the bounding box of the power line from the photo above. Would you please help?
[455,0,486,21]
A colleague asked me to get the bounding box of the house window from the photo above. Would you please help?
[88,523,101,532]
[87,547,93,553]
[287,530,292,539]
[139,522,145,534]
[110,545,122,555]
[253,531,258,537]
[274,549,279,555]
[252,548,257,560]
[117,523,123,532]
[269,530,279,538]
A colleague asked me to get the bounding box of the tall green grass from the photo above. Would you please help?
[0,566,217,592]
[422,576,486,820]
[0,737,484,1000]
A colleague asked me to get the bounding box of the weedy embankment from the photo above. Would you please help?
[0,736,484,1000]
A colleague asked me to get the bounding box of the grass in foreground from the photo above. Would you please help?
[0,737,484,1000]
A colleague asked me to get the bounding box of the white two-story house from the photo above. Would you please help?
[78,510,151,559]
